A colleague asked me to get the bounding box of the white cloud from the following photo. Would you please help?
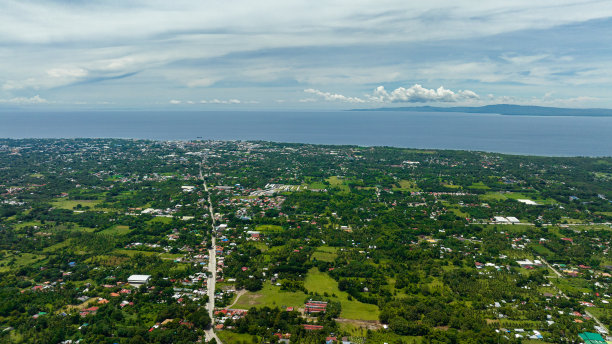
[47,68,88,78]
[304,88,366,103]
[0,95,48,104]
[169,99,182,104]
[304,85,479,104]
[369,85,480,103]
[204,99,241,104]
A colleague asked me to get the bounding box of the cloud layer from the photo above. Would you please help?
[1,1,611,108]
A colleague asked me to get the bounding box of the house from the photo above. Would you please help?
[128,275,151,286]
[578,332,606,344]
[305,300,328,314]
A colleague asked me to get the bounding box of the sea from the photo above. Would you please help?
[1,110,611,157]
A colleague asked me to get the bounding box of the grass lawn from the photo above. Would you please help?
[99,225,131,236]
[217,330,260,344]
[468,182,491,190]
[304,268,379,321]
[449,207,469,218]
[480,192,507,202]
[393,180,420,192]
[326,176,351,192]
[232,283,307,310]
[311,246,339,262]
[159,253,185,260]
[308,181,327,189]
[255,224,284,232]
[367,331,423,344]
[148,217,173,224]
[52,199,101,210]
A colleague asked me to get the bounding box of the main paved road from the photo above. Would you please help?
[201,167,222,343]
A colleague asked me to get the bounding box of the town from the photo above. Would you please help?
[0,139,610,343]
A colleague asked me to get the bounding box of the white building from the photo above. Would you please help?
[128,275,151,286]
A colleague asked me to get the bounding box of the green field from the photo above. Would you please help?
[480,191,557,205]
[468,182,491,190]
[308,181,327,189]
[52,199,102,210]
[304,268,379,321]
[393,179,420,192]
[232,283,308,310]
[217,330,260,344]
[255,224,284,232]
[326,176,351,192]
[148,217,173,224]
[99,225,131,236]
[311,246,338,262]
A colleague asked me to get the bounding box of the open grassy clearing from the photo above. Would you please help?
[311,246,339,262]
[366,331,423,344]
[304,268,379,321]
[255,224,284,232]
[99,225,131,236]
[393,179,420,192]
[217,330,260,344]
[308,181,327,189]
[468,182,491,190]
[479,191,556,205]
[52,199,102,210]
[148,217,173,224]
[232,283,307,310]
[326,176,351,192]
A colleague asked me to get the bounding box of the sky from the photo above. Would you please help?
[2,0,612,110]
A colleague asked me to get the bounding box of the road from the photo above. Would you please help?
[540,256,610,335]
[200,166,222,343]
[538,256,563,278]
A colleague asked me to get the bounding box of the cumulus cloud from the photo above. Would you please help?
[369,84,480,103]
[304,85,479,104]
[0,95,48,104]
[304,88,366,103]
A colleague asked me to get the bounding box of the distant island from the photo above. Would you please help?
[351,104,612,117]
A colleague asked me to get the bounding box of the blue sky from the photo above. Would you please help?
[1,0,612,110]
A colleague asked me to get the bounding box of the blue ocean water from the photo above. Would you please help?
[0,111,611,157]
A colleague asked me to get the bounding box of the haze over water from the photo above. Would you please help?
[1,111,611,157]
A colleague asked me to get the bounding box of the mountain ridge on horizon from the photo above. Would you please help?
[351,104,612,116]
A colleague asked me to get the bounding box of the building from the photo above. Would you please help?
[578,332,606,344]
[128,275,151,286]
